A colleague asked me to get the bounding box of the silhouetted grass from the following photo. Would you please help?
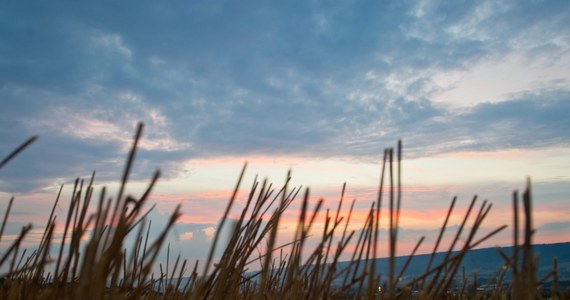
[0,123,567,299]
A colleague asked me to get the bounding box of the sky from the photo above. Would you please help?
[0,0,569,271]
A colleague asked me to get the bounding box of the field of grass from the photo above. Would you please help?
[0,122,568,299]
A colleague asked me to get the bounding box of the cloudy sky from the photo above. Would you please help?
[1,0,569,267]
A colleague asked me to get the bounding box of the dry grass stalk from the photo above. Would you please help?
[0,123,566,299]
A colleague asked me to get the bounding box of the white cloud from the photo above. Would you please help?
[203,226,216,239]
[431,52,570,108]
[24,101,191,153]
[91,32,133,59]
[446,2,511,41]
[180,231,194,241]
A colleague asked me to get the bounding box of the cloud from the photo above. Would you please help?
[539,221,570,232]
[1,0,569,194]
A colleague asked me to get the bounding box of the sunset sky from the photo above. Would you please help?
[1,1,569,267]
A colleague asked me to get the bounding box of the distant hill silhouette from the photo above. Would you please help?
[335,242,570,284]
[175,242,570,295]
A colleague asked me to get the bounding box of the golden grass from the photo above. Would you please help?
[0,123,567,299]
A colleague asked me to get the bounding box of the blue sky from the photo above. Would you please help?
[1,0,569,265]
